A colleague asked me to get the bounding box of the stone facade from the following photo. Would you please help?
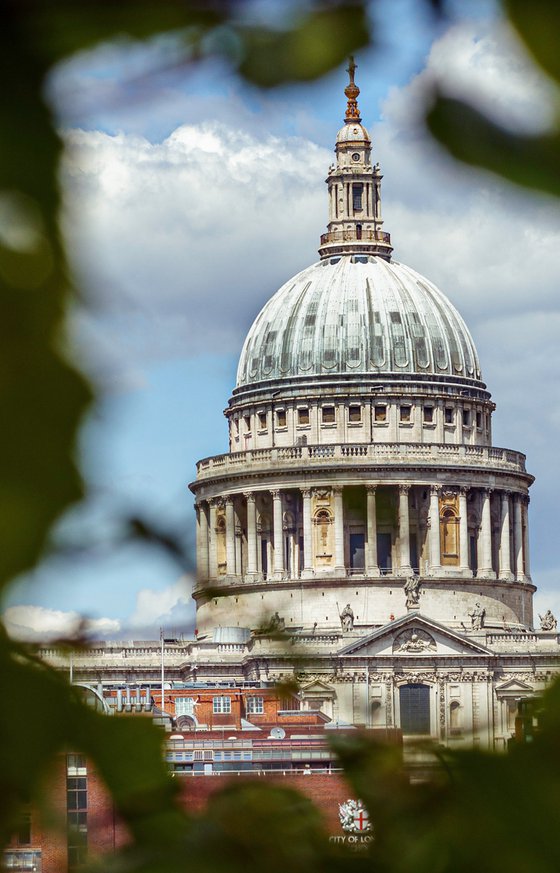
[186,64,560,748]
[40,65,559,753]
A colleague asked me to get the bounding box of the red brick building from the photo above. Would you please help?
[5,682,400,872]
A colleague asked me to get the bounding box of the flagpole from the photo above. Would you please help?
[160,628,165,715]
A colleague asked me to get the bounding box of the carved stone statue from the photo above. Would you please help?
[340,603,354,632]
[469,602,485,631]
[404,575,421,609]
[539,609,557,631]
[269,611,285,632]
[395,629,436,653]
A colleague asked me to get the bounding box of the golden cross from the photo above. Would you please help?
[346,56,357,85]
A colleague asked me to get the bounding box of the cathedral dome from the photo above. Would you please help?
[236,255,482,388]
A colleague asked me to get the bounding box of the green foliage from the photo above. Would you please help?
[1,0,560,870]
[332,685,560,873]
[236,5,370,87]
[427,0,560,197]
[0,2,374,865]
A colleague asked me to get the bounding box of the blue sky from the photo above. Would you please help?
[5,0,560,640]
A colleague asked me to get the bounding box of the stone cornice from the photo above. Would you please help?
[192,574,536,602]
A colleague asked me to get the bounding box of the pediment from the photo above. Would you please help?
[300,679,336,695]
[338,613,493,658]
[495,677,534,694]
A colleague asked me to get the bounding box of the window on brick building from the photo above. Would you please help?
[463,408,471,426]
[476,410,482,429]
[322,406,335,424]
[16,812,31,846]
[246,696,264,714]
[67,755,88,870]
[423,406,434,423]
[175,698,195,716]
[374,405,386,422]
[4,851,42,870]
[276,409,287,428]
[298,407,309,425]
[400,405,411,422]
[444,407,454,424]
[348,404,362,423]
[67,754,86,776]
[258,412,267,430]
[213,696,231,714]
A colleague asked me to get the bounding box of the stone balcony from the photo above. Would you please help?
[195,441,528,482]
[318,227,393,260]
[319,229,392,245]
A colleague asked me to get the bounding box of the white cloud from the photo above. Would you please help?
[3,577,195,642]
[128,575,194,634]
[2,605,121,642]
[62,122,328,390]
[386,19,557,133]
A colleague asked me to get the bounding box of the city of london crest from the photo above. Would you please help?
[339,799,372,833]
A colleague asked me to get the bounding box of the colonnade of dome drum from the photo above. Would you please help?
[195,482,531,587]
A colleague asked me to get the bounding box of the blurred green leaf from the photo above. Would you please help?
[237,4,370,87]
[506,0,560,85]
[195,783,330,873]
[0,629,190,862]
[427,95,560,197]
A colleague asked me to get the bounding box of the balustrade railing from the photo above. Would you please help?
[196,442,527,477]
[320,229,391,244]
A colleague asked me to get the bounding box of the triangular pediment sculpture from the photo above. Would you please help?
[337,613,493,658]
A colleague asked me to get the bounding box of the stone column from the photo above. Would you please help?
[499,491,513,580]
[225,496,236,576]
[435,400,445,443]
[365,485,379,576]
[458,487,471,574]
[208,498,219,580]
[271,490,285,576]
[301,488,313,577]
[398,485,412,574]
[514,493,524,581]
[245,492,258,575]
[333,486,345,573]
[522,496,531,581]
[478,489,495,578]
[513,494,525,582]
[428,485,441,574]
[195,501,209,583]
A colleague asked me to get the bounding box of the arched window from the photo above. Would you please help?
[216,515,227,574]
[440,506,459,564]
[314,509,333,560]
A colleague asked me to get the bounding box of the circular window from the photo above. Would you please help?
[352,152,360,161]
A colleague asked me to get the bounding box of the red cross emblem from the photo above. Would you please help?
[354,808,369,831]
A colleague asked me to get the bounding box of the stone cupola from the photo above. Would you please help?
[318,57,392,261]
